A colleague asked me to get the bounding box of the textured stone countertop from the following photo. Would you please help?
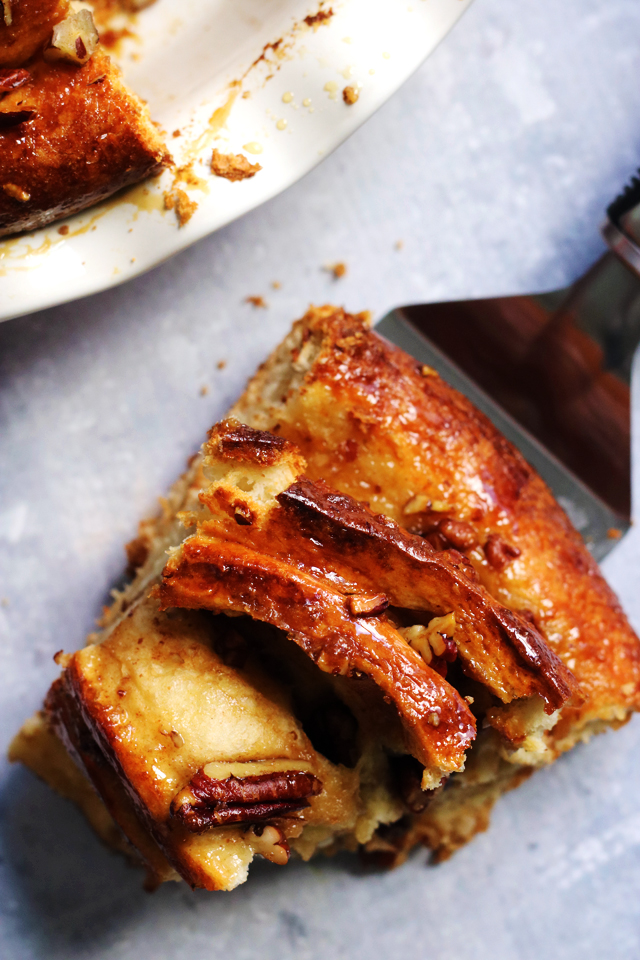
[2,0,640,957]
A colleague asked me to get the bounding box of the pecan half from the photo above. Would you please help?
[484,533,521,571]
[171,767,322,833]
[0,69,30,94]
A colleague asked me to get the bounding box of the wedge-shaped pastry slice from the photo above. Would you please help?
[11,305,640,880]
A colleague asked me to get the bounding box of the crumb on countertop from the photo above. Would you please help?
[217,359,227,370]
[245,295,268,308]
[394,239,404,251]
[343,85,359,105]
[325,261,347,279]
[58,225,69,235]
[200,385,209,396]
[271,280,282,290]
[211,149,262,182]
[172,129,181,138]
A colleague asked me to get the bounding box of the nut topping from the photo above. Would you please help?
[400,613,457,672]
[437,519,478,551]
[1,0,12,27]
[0,69,30,94]
[171,764,322,833]
[44,10,99,66]
[250,823,290,866]
[484,533,521,571]
[346,593,389,618]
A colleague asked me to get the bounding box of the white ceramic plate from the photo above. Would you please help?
[0,0,472,322]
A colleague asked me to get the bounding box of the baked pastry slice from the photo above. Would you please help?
[10,305,640,884]
[0,0,169,236]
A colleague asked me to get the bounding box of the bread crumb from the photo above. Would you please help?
[304,9,334,29]
[1,597,8,608]
[271,280,282,290]
[58,224,69,235]
[607,528,623,540]
[172,129,181,138]
[343,85,359,105]
[245,295,267,308]
[211,149,262,182]
[217,359,227,370]
[200,385,209,396]
[164,188,198,227]
[421,365,438,377]
[325,262,347,279]
[394,239,404,251]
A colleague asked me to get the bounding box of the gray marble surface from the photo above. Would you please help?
[3,0,640,957]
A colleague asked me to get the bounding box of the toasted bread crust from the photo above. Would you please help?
[160,535,476,781]
[0,0,70,68]
[230,306,640,746]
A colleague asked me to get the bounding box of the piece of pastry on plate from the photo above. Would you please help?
[0,0,169,237]
[10,306,640,888]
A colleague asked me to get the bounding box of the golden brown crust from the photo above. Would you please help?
[45,674,178,884]
[230,306,640,746]
[160,535,476,779]
[0,50,170,237]
[197,420,577,713]
[274,476,578,711]
[0,0,70,68]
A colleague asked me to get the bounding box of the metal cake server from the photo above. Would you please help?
[377,170,640,561]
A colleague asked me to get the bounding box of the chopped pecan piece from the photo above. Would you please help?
[171,767,322,832]
[44,11,99,66]
[0,69,30,94]
[437,519,478,551]
[484,533,521,571]
[250,823,290,865]
[346,593,389,617]
[2,0,11,26]
[400,614,457,676]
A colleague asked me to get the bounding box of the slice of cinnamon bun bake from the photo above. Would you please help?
[11,306,640,889]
